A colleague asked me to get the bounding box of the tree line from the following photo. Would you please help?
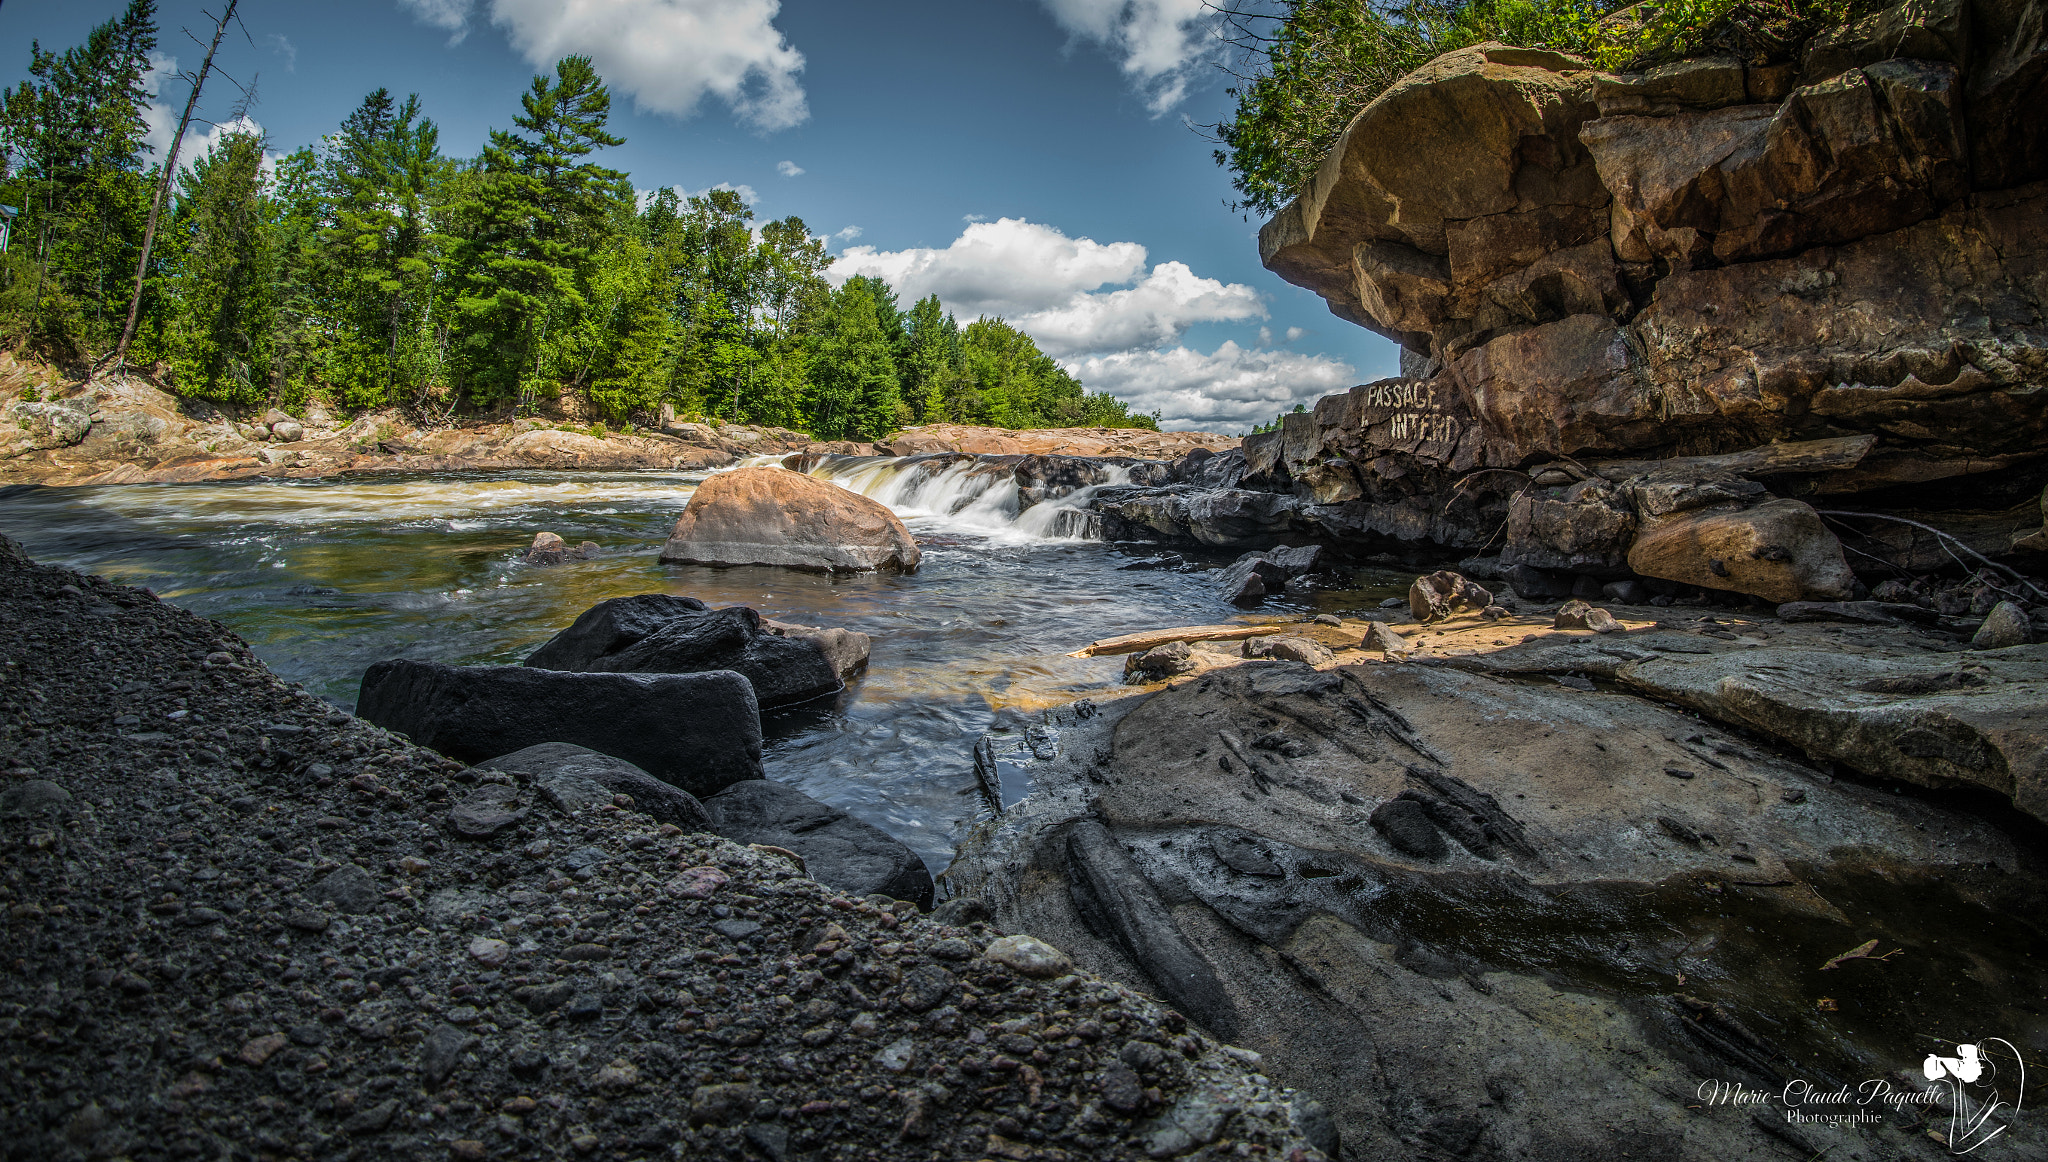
[0,1,1158,439]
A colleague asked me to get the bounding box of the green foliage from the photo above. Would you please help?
[1249,401,1308,435]
[0,23,1160,433]
[1208,0,1851,218]
[0,0,160,362]
[446,55,632,409]
[160,132,275,404]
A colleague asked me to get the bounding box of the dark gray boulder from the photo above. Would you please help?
[701,780,934,908]
[475,742,711,831]
[522,594,709,668]
[525,596,842,709]
[355,661,762,798]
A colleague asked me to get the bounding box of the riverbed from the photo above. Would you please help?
[0,465,1406,872]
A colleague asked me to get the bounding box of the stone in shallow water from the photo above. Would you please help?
[658,466,920,573]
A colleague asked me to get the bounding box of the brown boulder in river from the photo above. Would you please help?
[659,466,921,573]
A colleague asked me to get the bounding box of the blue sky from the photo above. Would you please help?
[3,0,1399,430]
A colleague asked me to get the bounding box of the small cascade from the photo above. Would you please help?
[747,452,1135,543]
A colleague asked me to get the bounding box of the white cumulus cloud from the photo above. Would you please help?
[776,159,804,177]
[398,0,808,131]
[1067,341,1359,431]
[1037,0,1221,113]
[828,218,1353,430]
[398,0,475,44]
[140,54,273,177]
[833,225,863,242]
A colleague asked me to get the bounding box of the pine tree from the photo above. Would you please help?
[323,89,450,409]
[0,0,159,359]
[900,294,961,423]
[161,131,276,404]
[446,55,630,408]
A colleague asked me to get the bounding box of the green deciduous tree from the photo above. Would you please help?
[446,54,631,408]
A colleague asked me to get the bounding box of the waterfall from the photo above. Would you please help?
[735,452,1135,543]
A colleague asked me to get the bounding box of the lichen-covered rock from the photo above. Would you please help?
[6,399,91,455]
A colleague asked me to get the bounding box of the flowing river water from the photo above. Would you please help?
[0,457,1407,874]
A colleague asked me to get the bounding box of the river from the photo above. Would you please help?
[0,458,1408,874]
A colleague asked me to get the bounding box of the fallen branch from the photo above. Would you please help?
[1067,623,1285,657]
[1816,510,2048,601]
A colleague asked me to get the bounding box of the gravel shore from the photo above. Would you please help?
[0,535,1324,1162]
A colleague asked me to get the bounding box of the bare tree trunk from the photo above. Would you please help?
[108,0,239,374]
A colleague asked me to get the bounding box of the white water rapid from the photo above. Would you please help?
[741,453,1133,544]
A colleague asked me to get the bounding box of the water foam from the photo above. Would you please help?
[758,454,1130,544]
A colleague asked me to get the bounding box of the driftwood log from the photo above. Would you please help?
[1067,623,1285,657]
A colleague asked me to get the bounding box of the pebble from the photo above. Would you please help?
[981,934,1072,979]
[468,937,511,967]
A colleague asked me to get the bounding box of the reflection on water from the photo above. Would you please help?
[0,468,1405,872]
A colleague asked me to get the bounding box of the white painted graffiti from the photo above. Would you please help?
[1361,380,1433,410]
[1385,412,1460,445]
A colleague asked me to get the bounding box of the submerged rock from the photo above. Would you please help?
[355,660,763,798]
[659,465,920,573]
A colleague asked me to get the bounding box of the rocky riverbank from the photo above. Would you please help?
[0,361,1237,487]
[946,596,2048,1159]
[0,535,1326,1162]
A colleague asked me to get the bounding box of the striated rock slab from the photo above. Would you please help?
[1618,643,2048,821]
[946,668,2048,1160]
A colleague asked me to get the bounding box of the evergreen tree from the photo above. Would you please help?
[161,131,275,404]
[0,0,159,359]
[899,294,961,423]
[322,90,450,410]
[447,55,631,408]
[807,278,903,440]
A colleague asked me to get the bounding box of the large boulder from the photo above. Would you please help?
[522,594,709,668]
[1627,498,1855,602]
[6,399,91,455]
[472,742,712,830]
[1501,478,1636,572]
[658,466,920,573]
[700,779,934,908]
[525,597,843,709]
[355,661,763,798]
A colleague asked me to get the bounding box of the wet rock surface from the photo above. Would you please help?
[947,656,2048,1160]
[524,597,844,710]
[0,535,1320,1162]
[353,660,765,799]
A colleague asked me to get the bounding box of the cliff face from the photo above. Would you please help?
[1247,0,2048,590]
